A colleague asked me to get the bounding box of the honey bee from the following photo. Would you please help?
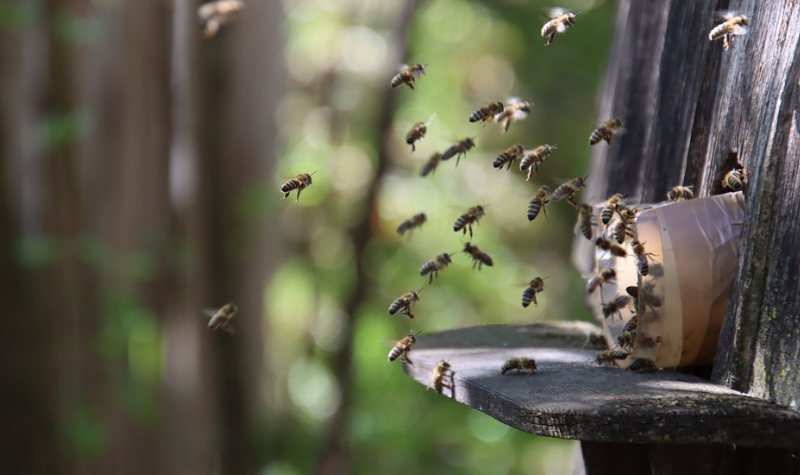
[589,119,625,147]
[454,205,486,238]
[595,349,628,366]
[626,358,657,372]
[666,185,694,202]
[495,98,532,133]
[388,330,420,366]
[388,290,421,319]
[519,144,556,181]
[203,302,238,335]
[527,185,551,222]
[617,331,635,351]
[198,0,244,38]
[501,357,538,375]
[612,206,636,244]
[521,277,547,308]
[469,101,504,124]
[420,152,442,177]
[595,237,627,258]
[631,240,658,276]
[420,253,453,284]
[576,204,595,240]
[280,172,316,204]
[709,12,749,51]
[600,193,624,225]
[462,242,493,270]
[391,64,426,90]
[441,137,476,166]
[587,268,616,294]
[541,8,577,46]
[602,295,631,321]
[397,213,427,236]
[626,285,639,310]
[551,176,588,208]
[430,359,455,395]
[493,144,525,170]
[622,313,638,334]
[722,167,746,191]
[405,114,435,152]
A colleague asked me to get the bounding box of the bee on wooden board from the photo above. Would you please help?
[600,193,624,226]
[617,331,635,351]
[527,185,551,222]
[631,240,658,276]
[388,330,420,366]
[441,137,476,166]
[520,144,556,181]
[667,185,694,202]
[280,172,316,204]
[551,176,588,208]
[469,101,504,124]
[493,144,525,171]
[405,114,435,152]
[576,204,595,240]
[462,242,493,270]
[541,8,577,46]
[595,237,627,258]
[722,167,746,191]
[420,152,442,177]
[494,98,532,134]
[420,253,454,284]
[595,349,628,366]
[521,277,548,308]
[587,268,616,294]
[198,0,244,38]
[602,295,631,322]
[709,11,749,51]
[622,313,638,334]
[627,358,657,372]
[397,213,427,236]
[391,64,426,91]
[454,205,486,238]
[501,357,538,375]
[589,119,625,147]
[612,206,636,244]
[430,359,455,395]
[204,302,238,335]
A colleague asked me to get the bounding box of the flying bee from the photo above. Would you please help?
[722,167,746,191]
[587,268,616,294]
[420,253,454,284]
[622,313,638,334]
[388,330,420,366]
[631,240,658,276]
[493,144,525,171]
[397,213,427,236]
[709,12,749,51]
[454,205,486,238]
[405,114,435,152]
[627,358,657,372]
[462,242,493,270]
[198,0,244,38]
[495,98,532,133]
[612,206,636,244]
[527,185,551,222]
[667,185,694,202]
[617,331,635,351]
[420,152,442,177]
[541,8,577,46]
[280,171,316,204]
[469,101,504,124]
[521,277,547,308]
[595,237,627,258]
[600,193,624,225]
[589,118,625,147]
[501,357,538,375]
[430,360,455,395]
[551,176,588,208]
[388,289,422,319]
[391,64,426,90]
[203,302,238,335]
[520,144,556,181]
[441,137,476,166]
[595,349,628,366]
[602,295,632,321]
[576,204,595,240]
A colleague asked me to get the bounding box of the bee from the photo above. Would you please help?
[709,12,749,51]
[420,152,442,177]
[198,0,244,38]
[527,185,551,222]
[622,313,638,334]
[617,331,635,351]
[626,358,657,372]
[600,193,624,225]
[602,295,631,321]
[388,290,421,319]
[454,205,486,238]
[520,144,556,181]
[469,101,504,124]
[462,242,493,270]
[203,302,238,335]
[587,268,616,294]
[722,167,746,191]
[391,64,426,90]
[576,204,595,240]
[501,357,538,375]
[551,176,588,208]
[495,98,532,133]
[430,360,454,395]
[589,119,625,147]
[631,240,658,276]
[611,206,636,244]
[493,144,524,170]
[595,349,628,366]
[388,330,420,366]
[595,237,627,258]
[280,172,316,204]
[441,137,476,166]
[405,114,435,152]
[420,253,453,284]
[397,213,427,236]
[666,185,694,202]
[521,277,547,308]
[541,8,577,46]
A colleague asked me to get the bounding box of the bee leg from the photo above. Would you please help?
[295,189,302,204]
[404,355,415,367]
[545,34,555,46]
[543,204,548,221]
[428,273,434,285]
[283,191,290,200]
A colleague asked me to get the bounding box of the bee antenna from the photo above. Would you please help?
[541,276,551,280]
[415,285,428,294]
[310,170,318,176]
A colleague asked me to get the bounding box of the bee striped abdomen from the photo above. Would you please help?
[521,287,537,307]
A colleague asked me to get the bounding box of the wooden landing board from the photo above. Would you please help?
[402,323,800,448]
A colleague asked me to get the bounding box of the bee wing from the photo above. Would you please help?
[424,113,437,125]
[198,3,219,20]
[511,107,530,120]
[546,7,568,18]
[714,10,737,21]
[554,21,570,33]
[202,308,218,319]
[410,65,426,78]
[729,24,749,36]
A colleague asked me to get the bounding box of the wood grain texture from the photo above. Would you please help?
[402,324,800,448]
